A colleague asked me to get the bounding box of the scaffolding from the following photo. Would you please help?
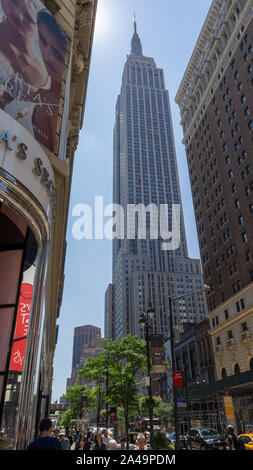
[178,393,227,435]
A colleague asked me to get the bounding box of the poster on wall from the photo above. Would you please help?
[0,0,68,153]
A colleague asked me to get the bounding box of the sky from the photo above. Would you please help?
[52,0,213,401]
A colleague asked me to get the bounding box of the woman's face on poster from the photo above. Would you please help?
[38,21,65,87]
[2,0,40,37]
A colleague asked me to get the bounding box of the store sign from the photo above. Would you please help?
[173,371,184,388]
[0,0,68,153]
[0,109,56,218]
[9,283,33,372]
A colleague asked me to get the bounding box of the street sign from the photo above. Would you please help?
[173,371,184,388]
[177,400,187,408]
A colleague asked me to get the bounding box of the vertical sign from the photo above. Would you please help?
[151,334,166,373]
[9,283,33,372]
[173,371,184,388]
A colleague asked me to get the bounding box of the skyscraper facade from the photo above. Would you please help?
[176,0,253,387]
[71,325,101,381]
[105,19,207,341]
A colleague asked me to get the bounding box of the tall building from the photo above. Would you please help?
[0,0,97,448]
[176,0,253,429]
[105,18,207,341]
[71,325,101,383]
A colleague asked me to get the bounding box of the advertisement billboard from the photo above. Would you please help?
[0,0,68,153]
[150,334,166,374]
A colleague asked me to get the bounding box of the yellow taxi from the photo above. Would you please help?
[238,434,253,450]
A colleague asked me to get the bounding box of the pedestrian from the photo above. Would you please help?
[65,427,73,446]
[227,425,245,450]
[27,418,62,450]
[102,429,110,449]
[75,435,86,450]
[92,432,106,450]
[59,431,70,450]
[134,433,151,450]
[108,439,118,450]
[83,431,92,450]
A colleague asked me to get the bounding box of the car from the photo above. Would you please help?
[167,432,187,449]
[237,434,253,450]
[185,427,226,450]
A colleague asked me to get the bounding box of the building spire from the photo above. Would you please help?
[133,13,137,33]
[131,14,143,56]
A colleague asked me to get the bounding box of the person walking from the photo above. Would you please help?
[108,439,118,450]
[92,432,106,450]
[134,433,151,450]
[227,425,245,450]
[27,418,61,450]
[59,432,70,450]
[75,435,86,450]
[102,429,110,450]
[84,431,92,450]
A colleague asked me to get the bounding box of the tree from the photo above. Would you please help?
[104,335,147,450]
[154,402,174,429]
[78,355,108,427]
[59,384,97,428]
[139,395,162,414]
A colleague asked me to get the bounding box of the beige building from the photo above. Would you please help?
[0,0,97,449]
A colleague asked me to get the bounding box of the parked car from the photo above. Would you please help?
[167,432,187,449]
[237,434,253,450]
[185,427,226,450]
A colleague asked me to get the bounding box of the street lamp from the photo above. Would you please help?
[168,284,210,450]
[139,303,155,448]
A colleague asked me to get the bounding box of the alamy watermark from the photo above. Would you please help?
[72,196,181,251]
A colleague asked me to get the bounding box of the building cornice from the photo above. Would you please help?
[175,0,223,106]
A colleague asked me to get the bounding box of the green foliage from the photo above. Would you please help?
[153,431,175,450]
[139,395,162,412]
[58,408,75,428]
[154,402,174,427]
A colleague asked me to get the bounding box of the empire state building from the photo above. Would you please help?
[105,18,207,340]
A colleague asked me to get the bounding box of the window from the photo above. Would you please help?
[241,94,246,103]
[238,215,244,225]
[244,106,250,116]
[234,363,240,374]
[221,368,227,378]
[224,309,229,320]
[242,322,248,332]
[242,232,248,243]
[235,199,240,208]
[216,337,221,345]
[228,330,233,339]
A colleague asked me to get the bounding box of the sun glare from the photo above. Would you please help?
[94,2,110,38]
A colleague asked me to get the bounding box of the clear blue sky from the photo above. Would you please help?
[52,0,212,401]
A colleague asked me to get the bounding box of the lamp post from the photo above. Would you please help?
[168,285,210,450]
[139,303,155,449]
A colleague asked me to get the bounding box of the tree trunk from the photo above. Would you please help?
[124,403,129,450]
